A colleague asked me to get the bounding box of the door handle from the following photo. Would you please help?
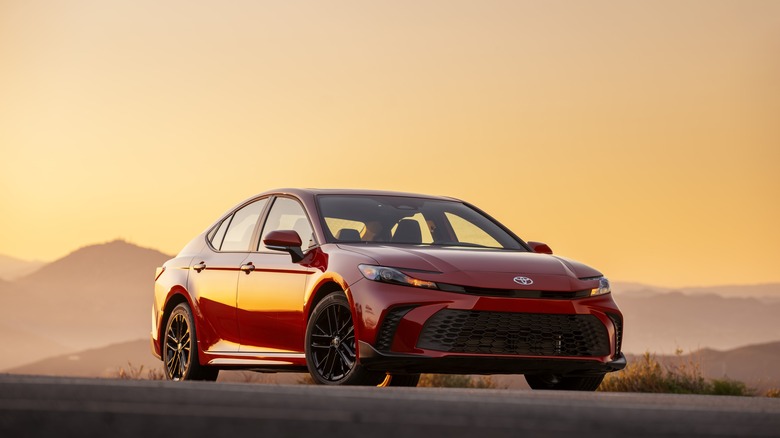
[193,261,206,273]
[240,262,255,274]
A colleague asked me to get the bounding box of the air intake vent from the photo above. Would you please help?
[375,306,414,351]
[607,313,623,355]
[417,310,610,357]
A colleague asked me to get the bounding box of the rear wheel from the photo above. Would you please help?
[305,292,384,385]
[525,373,604,391]
[163,303,219,381]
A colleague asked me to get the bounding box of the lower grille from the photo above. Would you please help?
[417,310,610,357]
[375,306,414,351]
[607,313,623,355]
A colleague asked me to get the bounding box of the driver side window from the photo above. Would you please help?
[259,197,315,251]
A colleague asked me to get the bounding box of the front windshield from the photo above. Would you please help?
[316,195,525,250]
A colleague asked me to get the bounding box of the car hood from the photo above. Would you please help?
[338,244,602,291]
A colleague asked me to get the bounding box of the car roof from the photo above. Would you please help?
[258,188,461,202]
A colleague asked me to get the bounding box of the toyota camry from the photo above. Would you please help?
[151,189,625,390]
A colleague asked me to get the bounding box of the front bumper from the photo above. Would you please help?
[359,341,627,376]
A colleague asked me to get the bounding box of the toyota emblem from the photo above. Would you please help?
[513,276,534,286]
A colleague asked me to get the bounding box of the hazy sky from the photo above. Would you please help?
[1,0,778,287]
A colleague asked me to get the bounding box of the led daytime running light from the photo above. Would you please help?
[359,264,438,289]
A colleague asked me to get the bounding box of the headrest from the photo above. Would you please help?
[391,219,422,244]
[336,228,361,241]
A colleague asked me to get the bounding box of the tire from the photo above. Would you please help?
[525,373,605,391]
[305,292,385,385]
[386,374,421,387]
[163,303,219,381]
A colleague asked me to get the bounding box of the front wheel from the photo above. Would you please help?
[525,373,605,391]
[163,303,219,381]
[305,292,384,385]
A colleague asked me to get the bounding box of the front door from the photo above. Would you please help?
[237,196,315,353]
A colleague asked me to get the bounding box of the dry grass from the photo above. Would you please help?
[114,362,165,380]
[599,351,754,396]
[766,388,780,398]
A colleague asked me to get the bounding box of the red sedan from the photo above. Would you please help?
[151,189,625,390]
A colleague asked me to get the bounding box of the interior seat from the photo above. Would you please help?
[336,228,362,242]
[391,219,422,244]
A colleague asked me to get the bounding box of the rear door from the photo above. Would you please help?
[187,198,269,352]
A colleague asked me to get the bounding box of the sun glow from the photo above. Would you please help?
[1,1,778,287]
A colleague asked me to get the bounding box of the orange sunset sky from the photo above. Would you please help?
[1,1,778,287]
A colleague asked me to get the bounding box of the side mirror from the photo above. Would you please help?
[527,241,553,255]
[263,230,305,262]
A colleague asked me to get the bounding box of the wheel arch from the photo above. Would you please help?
[157,288,195,354]
[305,279,349,322]
[304,276,373,364]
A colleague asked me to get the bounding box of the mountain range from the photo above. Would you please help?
[0,254,45,281]
[0,241,778,373]
[617,290,780,354]
[0,240,171,369]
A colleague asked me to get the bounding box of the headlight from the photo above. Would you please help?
[590,277,611,296]
[358,264,438,289]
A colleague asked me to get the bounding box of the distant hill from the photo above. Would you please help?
[617,291,780,354]
[0,253,44,281]
[628,341,780,392]
[3,339,162,377]
[4,338,309,385]
[0,240,172,351]
[614,281,780,302]
[0,323,73,370]
[695,342,780,391]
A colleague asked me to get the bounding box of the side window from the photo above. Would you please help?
[259,197,315,251]
[209,217,231,250]
[220,198,269,252]
[444,211,501,248]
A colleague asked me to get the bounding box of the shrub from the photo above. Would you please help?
[599,352,753,396]
[710,378,753,396]
[766,388,780,398]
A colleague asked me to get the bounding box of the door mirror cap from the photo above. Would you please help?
[263,230,305,262]
[527,241,553,255]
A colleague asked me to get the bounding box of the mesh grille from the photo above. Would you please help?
[607,313,623,355]
[375,306,414,351]
[417,310,610,357]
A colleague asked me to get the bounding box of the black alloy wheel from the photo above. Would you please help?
[163,303,219,381]
[524,373,605,391]
[305,293,384,385]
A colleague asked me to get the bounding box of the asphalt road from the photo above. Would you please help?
[1,374,779,438]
